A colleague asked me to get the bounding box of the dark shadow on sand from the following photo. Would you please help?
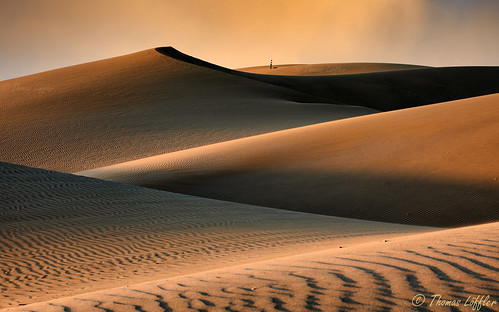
[156,47,499,111]
[142,169,499,228]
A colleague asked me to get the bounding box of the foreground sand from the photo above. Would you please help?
[2,221,497,312]
[79,93,499,227]
[0,162,433,309]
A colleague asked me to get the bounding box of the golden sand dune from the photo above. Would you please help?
[0,48,377,173]
[239,62,428,76]
[3,221,497,312]
[2,47,499,173]
[0,162,432,309]
[1,47,498,311]
[80,93,499,227]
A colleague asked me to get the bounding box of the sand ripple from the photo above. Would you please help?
[3,222,496,312]
[0,162,431,308]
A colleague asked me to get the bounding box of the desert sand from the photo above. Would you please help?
[79,93,499,227]
[239,62,428,76]
[2,221,497,312]
[0,48,377,173]
[1,47,498,311]
[2,48,499,172]
[0,162,434,308]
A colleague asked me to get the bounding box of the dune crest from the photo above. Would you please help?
[0,48,376,172]
[2,47,499,173]
[157,47,499,111]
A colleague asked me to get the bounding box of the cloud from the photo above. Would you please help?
[0,0,498,80]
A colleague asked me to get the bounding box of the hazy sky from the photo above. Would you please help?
[1,0,499,80]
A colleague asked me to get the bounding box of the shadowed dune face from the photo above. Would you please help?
[157,47,499,111]
[4,221,497,312]
[0,49,377,173]
[0,162,432,308]
[79,93,499,227]
[246,66,499,111]
[238,62,429,76]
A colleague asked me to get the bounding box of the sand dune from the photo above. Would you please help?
[79,93,499,227]
[158,47,499,111]
[1,47,498,311]
[2,47,499,173]
[239,62,428,76]
[3,221,497,312]
[0,162,432,309]
[0,48,376,173]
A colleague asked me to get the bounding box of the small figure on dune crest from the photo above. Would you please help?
[270,59,273,69]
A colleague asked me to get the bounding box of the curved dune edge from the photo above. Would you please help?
[0,162,434,309]
[3,221,497,312]
[0,48,378,173]
[2,47,499,173]
[78,93,499,227]
[157,47,499,111]
[238,62,429,76]
[153,47,427,77]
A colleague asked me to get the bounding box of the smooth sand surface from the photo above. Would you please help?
[239,62,428,76]
[2,221,497,312]
[0,162,434,308]
[79,93,499,227]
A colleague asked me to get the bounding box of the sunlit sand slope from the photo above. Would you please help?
[239,62,428,76]
[4,222,497,312]
[0,162,432,308]
[2,47,499,173]
[0,49,376,173]
[80,93,499,227]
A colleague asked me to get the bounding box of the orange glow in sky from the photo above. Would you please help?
[1,0,498,80]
